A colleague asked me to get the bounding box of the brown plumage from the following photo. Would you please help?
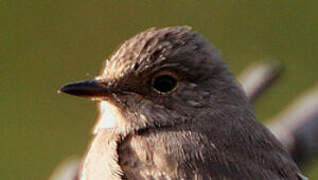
[60,26,307,180]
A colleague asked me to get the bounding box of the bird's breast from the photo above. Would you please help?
[80,129,123,180]
[118,133,180,180]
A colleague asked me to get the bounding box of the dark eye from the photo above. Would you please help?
[152,75,177,93]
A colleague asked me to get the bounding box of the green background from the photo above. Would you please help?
[1,1,317,179]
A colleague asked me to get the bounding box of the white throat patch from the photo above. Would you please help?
[92,101,124,134]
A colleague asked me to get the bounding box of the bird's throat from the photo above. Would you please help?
[93,101,125,134]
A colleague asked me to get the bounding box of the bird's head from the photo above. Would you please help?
[60,26,249,135]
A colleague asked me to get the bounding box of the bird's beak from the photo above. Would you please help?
[59,79,124,98]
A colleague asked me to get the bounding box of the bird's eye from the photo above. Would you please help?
[152,74,177,94]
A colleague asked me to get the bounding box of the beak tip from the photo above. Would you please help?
[57,87,64,94]
[58,84,71,95]
[58,82,83,96]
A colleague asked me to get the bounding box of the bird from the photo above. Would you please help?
[60,26,308,180]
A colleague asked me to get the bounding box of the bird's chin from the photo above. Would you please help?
[92,101,125,134]
[90,97,109,102]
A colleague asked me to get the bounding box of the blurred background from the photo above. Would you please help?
[1,1,317,179]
